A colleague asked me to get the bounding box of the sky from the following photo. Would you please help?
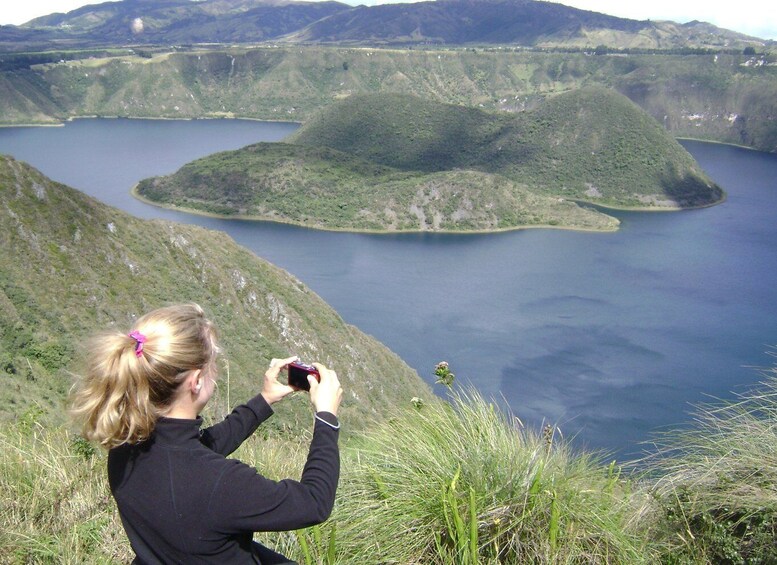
[1,0,775,40]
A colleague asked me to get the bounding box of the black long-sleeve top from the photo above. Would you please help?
[107,394,340,564]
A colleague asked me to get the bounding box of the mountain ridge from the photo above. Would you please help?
[1,0,764,51]
[1,46,774,154]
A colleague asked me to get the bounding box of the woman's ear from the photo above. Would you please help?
[187,369,202,394]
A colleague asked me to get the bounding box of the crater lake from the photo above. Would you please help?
[1,118,775,458]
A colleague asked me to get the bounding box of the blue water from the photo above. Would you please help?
[1,119,775,458]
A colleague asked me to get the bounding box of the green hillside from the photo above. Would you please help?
[135,88,720,232]
[293,88,721,208]
[8,0,350,48]
[0,154,428,428]
[288,0,760,50]
[136,140,617,232]
[3,0,760,51]
[1,46,774,154]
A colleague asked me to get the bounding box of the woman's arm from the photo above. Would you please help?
[200,357,297,456]
[208,363,343,532]
[199,394,274,456]
[208,414,340,533]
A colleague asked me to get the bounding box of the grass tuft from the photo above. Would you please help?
[0,409,131,564]
[333,389,656,563]
[643,355,777,564]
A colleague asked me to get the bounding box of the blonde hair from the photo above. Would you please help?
[71,303,219,448]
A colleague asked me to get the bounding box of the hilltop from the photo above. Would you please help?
[135,88,721,232]
[4,0,350,50]
[288,0,762,50]
[293,88,721,207]
[0,154,429,427]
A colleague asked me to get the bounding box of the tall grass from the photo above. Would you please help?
[333,390,657,563]
[0,394,655,564]
[0,410,318,564]
[644,358,777,564]
[0,410,131,564]
[4,364,777,563]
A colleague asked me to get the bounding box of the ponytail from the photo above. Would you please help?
[71,304,219,448]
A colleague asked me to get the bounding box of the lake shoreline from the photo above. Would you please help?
[570,192,728,214]
[130,183,621,235]
[0,115,302,128]
[677,136,771,153]
[131,183,725,235]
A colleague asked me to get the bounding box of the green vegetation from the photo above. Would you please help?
[135,140,619,232]
[4,0,350,49]
[136,89,720,232]
[293,89,721,207]
[2,0,760,52]
[0,415,129,563]
[645,357,777,564]
[0,155,427,428]
[333,390,654,563]
[4,364,777,563]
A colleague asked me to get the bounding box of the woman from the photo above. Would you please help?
[70,303,343,564]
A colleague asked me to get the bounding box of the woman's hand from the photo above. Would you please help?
[260,356,298,405]
[308,363,343,416]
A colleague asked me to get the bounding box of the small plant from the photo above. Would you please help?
[435,466,479,564]
[295,524,338,565]
[71,434,97,461]
[16,405,45,435]
[434,361,455,388]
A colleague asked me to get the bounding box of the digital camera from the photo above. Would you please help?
[286,361,320,391]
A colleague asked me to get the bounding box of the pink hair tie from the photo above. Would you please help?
[128,330,147,358]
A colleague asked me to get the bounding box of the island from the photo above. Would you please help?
[134,88,724,233]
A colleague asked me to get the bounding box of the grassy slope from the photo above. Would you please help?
[0,47,775,153]
[5,375,777,563]
[0,154,429,429]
